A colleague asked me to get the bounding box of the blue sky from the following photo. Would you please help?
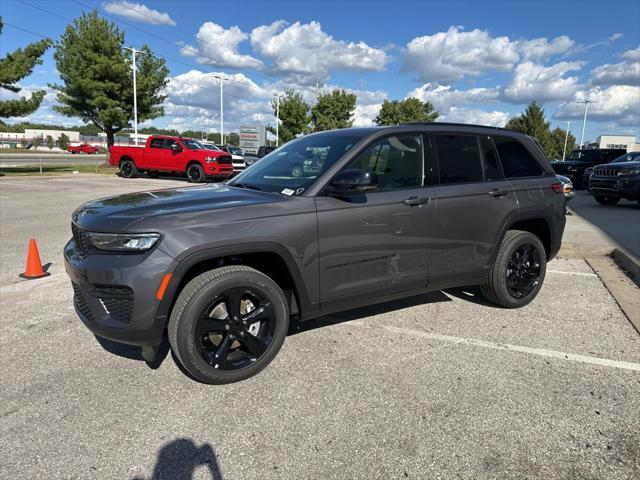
[1,0,639,142]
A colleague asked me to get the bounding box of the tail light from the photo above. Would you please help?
[551,182,563,194]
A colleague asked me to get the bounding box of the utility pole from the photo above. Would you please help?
[579,100,593,149]
[562,121,571,161]
[124,46,148,146]
[275,94,280,147]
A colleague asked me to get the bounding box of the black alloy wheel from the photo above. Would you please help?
[195,287,275,370]
[187,164,205,183]
[505,243,542,299]
[120,159,137,178]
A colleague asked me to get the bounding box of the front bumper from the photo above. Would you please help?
[206,164,234,178]
[64,239,175,346]
[589,176,640,200]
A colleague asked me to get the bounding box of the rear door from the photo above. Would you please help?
[316,133,436,302]
[144,137,166,170]
[430,133,518,283]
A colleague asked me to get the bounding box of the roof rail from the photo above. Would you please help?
[400,122,516,132]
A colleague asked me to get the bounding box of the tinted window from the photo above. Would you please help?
[434,135,483,184]
[164,139,179,150]
[182,139,204,150]
[493,136,544,178]
[479,136,503,181]
[149,138,163,149]
[347,135,423,190]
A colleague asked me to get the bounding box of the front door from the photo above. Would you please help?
[316,134,435,302]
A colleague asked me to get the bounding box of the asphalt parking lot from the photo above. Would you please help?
[1,175,639,480]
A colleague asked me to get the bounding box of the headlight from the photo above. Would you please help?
[87,232,160,252]
[205,156,217,163]
[619,168,640,176]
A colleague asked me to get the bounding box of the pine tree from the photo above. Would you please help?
[0,18,53,119]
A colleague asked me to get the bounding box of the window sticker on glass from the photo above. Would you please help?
[281,188,295,196]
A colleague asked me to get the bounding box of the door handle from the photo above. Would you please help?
[488,188,509,197]
[403,196,430,206]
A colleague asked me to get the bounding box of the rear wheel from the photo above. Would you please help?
[119,159,138,178]
[168,266,289,384]
[187,163,205,183]
[594,195,620,205]
[481,230,546,308]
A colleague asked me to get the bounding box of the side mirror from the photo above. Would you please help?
[326,169,378,195]
[171,143,182,152]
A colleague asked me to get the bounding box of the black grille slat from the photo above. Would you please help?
[72,282,93,321]
[71,224,91,257]
[217,155,232,165]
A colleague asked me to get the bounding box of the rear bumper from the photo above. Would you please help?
[589,176,640,199]
[64,239,175,346]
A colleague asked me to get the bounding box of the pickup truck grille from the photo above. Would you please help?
[593,167,619,177]
[72,224,91,257]
[217,155,232,165]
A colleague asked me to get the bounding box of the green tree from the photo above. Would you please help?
[58,133,70,150]
[45,135,54,150]
[548,127,576,160]
[272,88,310,144]
[52,10,169,147]
[375,98,439,125]
[31,136,42,149]
[311,89,356,131]
[0,18,53,119]
[226,132,239,146]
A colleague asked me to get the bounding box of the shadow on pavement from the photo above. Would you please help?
[132,438,223,480]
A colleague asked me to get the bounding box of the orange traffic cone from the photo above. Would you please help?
[19,239,50,280]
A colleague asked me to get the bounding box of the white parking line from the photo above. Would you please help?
[347,323,640,372]
[547,270,598,277]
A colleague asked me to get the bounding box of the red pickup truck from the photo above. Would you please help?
[68,143,99,154]
[109,135,234,182]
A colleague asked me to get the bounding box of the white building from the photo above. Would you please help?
[596,135,639,152]
[25,129,80,142]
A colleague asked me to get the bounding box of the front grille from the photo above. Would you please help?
[72,282,93,321]
[71,224,91,257]
[217,155,232,165]
[593,167,619,177]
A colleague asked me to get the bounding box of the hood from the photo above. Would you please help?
[550,160,586,167]
[72,183,285,231]
[606,160,640,168]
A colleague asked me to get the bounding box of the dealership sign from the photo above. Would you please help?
[239,125,266,154]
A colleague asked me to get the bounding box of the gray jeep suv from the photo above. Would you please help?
[64,124,566,384]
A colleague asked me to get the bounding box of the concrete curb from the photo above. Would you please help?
[611,247,640,287]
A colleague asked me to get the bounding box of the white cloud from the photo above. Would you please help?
[250,20,389,84]
[515,35,575,62]
[555,85,640,127]
[501,61,584,103]
[402,27,519,83]
[102,1,176,26]
[408,83,499,112]
[591,60,640,86]
[438,107,509,127]
[621,46,640,62]
[184,22,263,70]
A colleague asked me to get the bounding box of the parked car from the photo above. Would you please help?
[108,135,233,182]
[583,151,640,186]
[588,154,640,205]
[215,145,246,174]
[256,145,277,158]
[556,175,575,201]
[550,148,626,189]
[68,143,99,154]
[66,124,566,384]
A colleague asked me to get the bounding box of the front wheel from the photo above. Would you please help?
[481,230,547,308]
[594,195,620,205]
[119,159,138,178]
[187,163,205,183]
[168,266,289,384]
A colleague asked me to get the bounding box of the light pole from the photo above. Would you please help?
[275,94,280,147]
[579,99,593,149]
[124,46,148,146]
[562,121,571,161]
[220,76,224,145]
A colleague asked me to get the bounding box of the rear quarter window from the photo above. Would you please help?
[493,136,544,178]
[150,138,164,149]
[433,134,483,184]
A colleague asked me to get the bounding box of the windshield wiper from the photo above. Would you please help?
[232,182,263,191]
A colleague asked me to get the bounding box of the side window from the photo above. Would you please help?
[346,135,423,190]
[164,139,179,150]
[479,136,503,181]
[493,136,544,178]
[149,138,164,149]
[433,134,483,184]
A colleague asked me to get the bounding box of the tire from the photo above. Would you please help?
[168,266,289,384]
[594,195,620,205]
[187,163,205,183]
[291,165,303,177]
[481,230,547,308]
[119,159,138,178]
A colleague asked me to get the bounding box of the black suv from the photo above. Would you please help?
[65,124,566,384]
[551,148,626,189]
[588,152,640,205]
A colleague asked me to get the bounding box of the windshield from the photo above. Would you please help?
[611,152,640,163]
[202,143,221,151]
[229,133,365,195]
[183,139,204,150]
[227,146,244,155]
